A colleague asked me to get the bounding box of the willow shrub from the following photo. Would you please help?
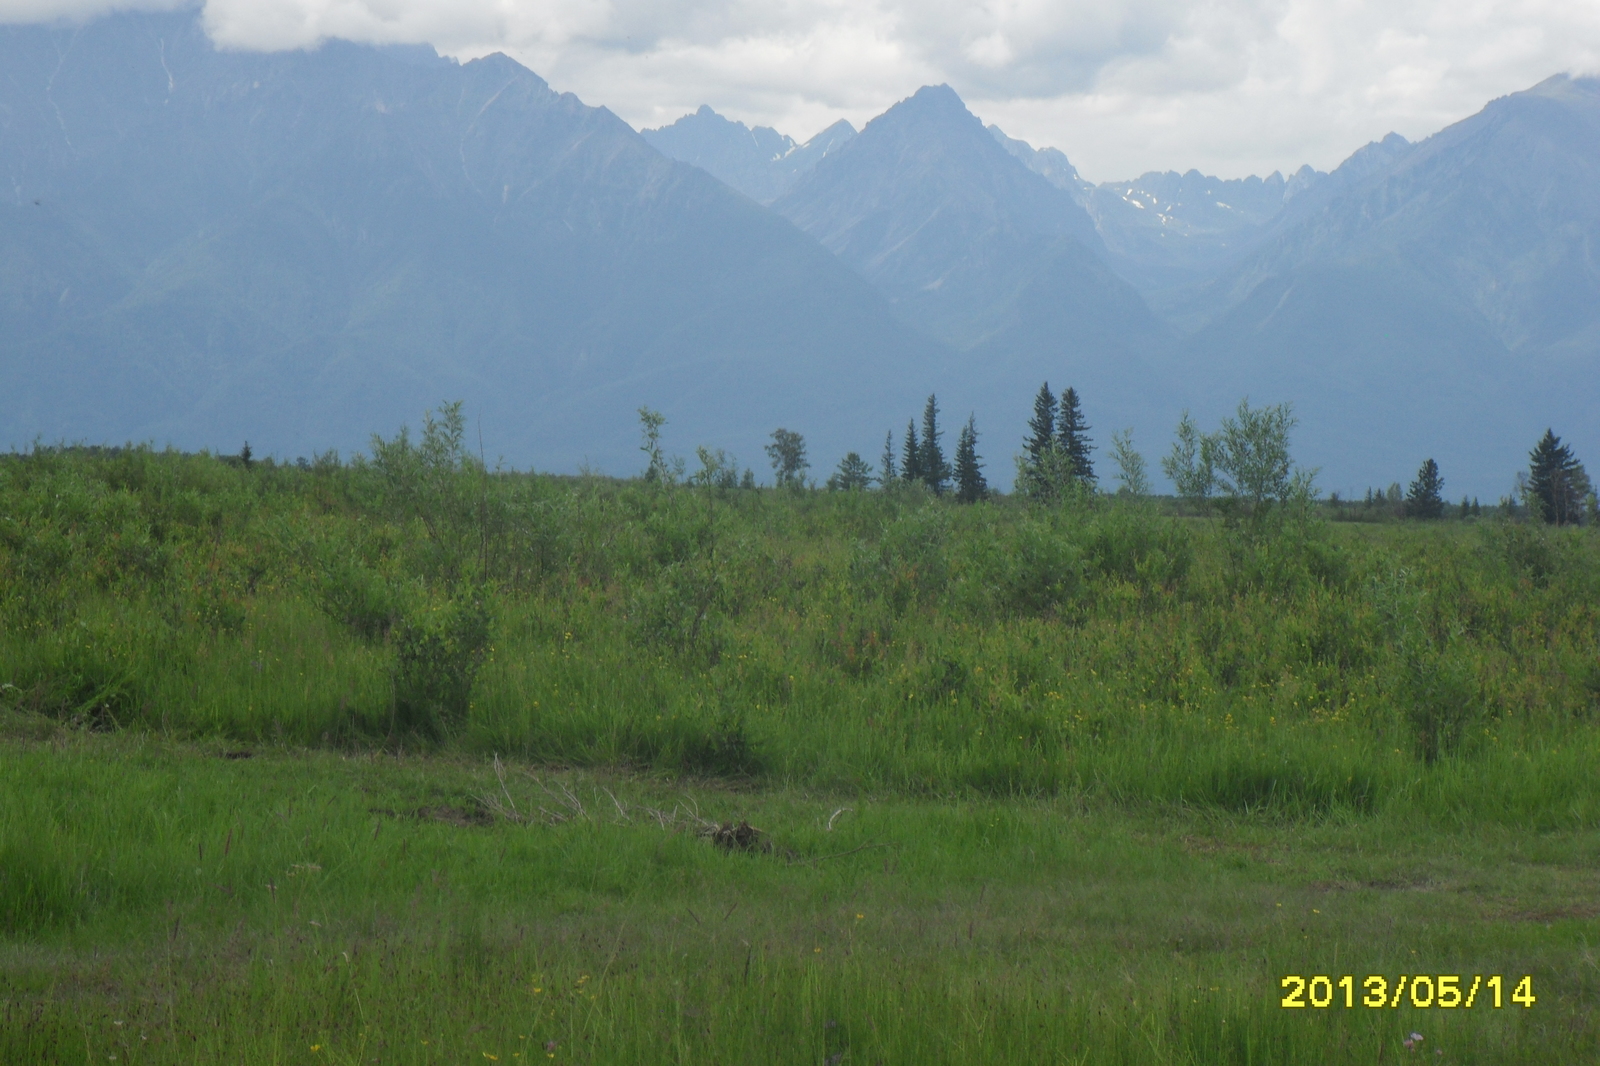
[2,444,1599,815]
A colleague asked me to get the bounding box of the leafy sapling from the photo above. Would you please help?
[766,428,809,489]
[1110,429,1149,498]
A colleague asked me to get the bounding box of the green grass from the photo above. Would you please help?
[3,441,1599,1062]
[3,727,1597,1064]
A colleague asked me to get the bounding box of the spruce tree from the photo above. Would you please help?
[1405,458,1445,519]
[1528,428,1590,525]
[880,430,897,484]
[827,452,874,491]
[1057,387,1094,483]
[919,394,949,494]
[1459,496,1470,519]
[901,420,922,483]
[1025,382,1055,468]
[954,414,986,503]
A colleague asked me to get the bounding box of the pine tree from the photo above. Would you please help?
[1471,497,1480,517]
[901,420,922,483]
[919,394,949,494]
[827,452,874,491]
[1459,496,1470,520]
[1057,387,1094,483]
[879,430,897,485]
[1528,428,1591,525]
[954,414,986,503]
[1405,458,1445,519]
[1024,382,1055,468]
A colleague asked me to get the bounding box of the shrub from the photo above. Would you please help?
[986,519,1084,618]
[1396,645,1482,764]
[391,590,494,737]
[853,506,951,611]
[1082,507,1192,590]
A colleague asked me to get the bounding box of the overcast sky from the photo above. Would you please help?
[6,0,1600,180]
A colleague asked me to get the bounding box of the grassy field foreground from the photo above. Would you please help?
[2,725,1597,1065]
[2,431,1600,1062]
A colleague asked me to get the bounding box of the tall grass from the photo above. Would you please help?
[3,442,1598,823]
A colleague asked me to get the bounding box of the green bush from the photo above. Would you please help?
[3,444,1599,818]
[1397,644,1483,763]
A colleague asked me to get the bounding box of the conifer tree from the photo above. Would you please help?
[901,420,922,483]
[1024,382,1055,468]
[954,414,986,503]
[827,452,874,491]
[1056,387,1094,483]
[1528,428,1590,525]
[919,394,949,494]
[1405,458,1445,519]
[880,430,897,485]
[1459,496,1471,519]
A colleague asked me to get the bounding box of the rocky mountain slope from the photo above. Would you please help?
[640,107,856,204]
[0,13,946,472]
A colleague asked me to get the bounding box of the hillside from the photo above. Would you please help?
[0,13,946,473]
[1168,75,1600,495]
[640,106,856,203]
[772,86,1177,453]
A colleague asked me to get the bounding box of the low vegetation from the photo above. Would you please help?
[3,407,1598,1062]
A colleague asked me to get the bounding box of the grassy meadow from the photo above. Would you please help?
[2,423,1599,1063]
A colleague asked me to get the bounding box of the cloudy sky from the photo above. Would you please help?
[6,0,1600,180]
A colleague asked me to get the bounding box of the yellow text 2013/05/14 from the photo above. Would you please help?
[1280,975,1535,1009]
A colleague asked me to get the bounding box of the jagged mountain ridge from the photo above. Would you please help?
[1203,76,1600,355]
[764,85,1178,456]
[771,86,1144,343]
[989,123,1336,294]
[2,10,1594,495]
[644,80,1596,495]
[640,108,856,204]
[0,11,948,473]
[1167,75,1600,495]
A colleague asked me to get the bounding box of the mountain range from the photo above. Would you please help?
[640,107,857,205]
[2,9,1596,497]
[0,12,942,475]
[629,76,1600,497]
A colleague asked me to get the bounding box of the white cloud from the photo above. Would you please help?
[3,0,1597,180]
[0,0,186,22]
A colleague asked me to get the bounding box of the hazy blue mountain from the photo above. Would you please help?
[0,12,946,474]
[986,125,1094,203]
[1083,166,1326,295]
[640,107,855,203]
[1171,75,1600,496]
[989,124,1333,293]
[3,13,1593,495]
[771,85,1179,456]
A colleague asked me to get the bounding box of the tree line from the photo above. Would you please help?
[640,389,1596,526]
